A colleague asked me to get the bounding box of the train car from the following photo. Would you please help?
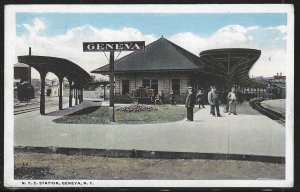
[17,82,35,102]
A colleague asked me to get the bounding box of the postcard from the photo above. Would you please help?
[4,4,294,188]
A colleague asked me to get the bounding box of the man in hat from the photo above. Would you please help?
[185,86,195,121]
[196,89,205,109]
[214,87,221,117]
[208,86,216,116]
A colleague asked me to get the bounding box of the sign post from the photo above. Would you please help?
[83,41,145,122]
[109,51,115,121]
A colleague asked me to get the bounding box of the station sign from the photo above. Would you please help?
[83,41,145,52]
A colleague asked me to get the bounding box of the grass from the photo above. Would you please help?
[53,106,110,124]
[53,105,200,124]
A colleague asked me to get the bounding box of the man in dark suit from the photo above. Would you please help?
[185,86,195,121]
[214,88,221,117]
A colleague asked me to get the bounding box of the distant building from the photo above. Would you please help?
[14,63,31,84]
[45,79,64,97]
[273,72,286,83]
[253,73,286,85]
[45,79,53,86]
[31,78,41,87]
[259,73,286,99]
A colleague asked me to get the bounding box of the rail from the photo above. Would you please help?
[250,100,285,123]
[14,103,59,115]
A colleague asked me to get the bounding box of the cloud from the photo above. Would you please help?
[169,32,207,55]
[246,26,258,31]
[15,18,287,79]
[268,25,287,33]
[169,24,287,77]
[16,19,157,79]
[22,18,46,37]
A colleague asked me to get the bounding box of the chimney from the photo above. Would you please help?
[29,47,31,56]
[277,73,279,76]
[280,72,282,76]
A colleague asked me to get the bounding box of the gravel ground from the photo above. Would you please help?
[14,151,285,180]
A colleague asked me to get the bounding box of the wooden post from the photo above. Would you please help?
[109,51,115,122]
[103,84,106,100]
[75,88,78,105]
[59,76,63,110]
[256,88,258,98]
[80,88,83,103]
[28,47,32,86]
[40,72,46,115]
[78,89,81,104]
[69,81,72,107]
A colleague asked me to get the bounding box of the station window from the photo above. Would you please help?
[122,80,130,95]
[172,79,180,95]
[142,79,150,89]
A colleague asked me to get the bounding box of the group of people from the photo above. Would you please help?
[155,89,176,105]
[185,86,238,121]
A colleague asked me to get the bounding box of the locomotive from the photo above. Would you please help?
[16,82,35,102]
[266,84,285,99]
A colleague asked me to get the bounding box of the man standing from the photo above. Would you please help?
[185,86,195,121]
[169,90,175,105]
[228,87,237,115]
[208,86,216,116]
[196,89,205,109]
[158,90,165,105]
[214,88,221,117]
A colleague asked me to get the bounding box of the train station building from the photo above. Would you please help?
[16,37,268,113]
[92,37,267,104]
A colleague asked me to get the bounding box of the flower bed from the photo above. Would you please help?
[116,104,158,113]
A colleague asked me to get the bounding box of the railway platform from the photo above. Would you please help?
[14,101,285,161]
[261,99,285,116]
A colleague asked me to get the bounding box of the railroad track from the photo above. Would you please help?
[14,103,59,115]
[250,100,285,123]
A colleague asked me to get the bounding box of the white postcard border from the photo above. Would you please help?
[4,4,294,188]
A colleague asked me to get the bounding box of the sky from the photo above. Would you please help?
[15,13,288,79]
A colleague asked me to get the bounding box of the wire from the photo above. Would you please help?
[115,51,122,60]
[103,51,109,62]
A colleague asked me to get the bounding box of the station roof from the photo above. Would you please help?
[18,55,91,87]
[200,48,267,88]
[91,37,202,74]
[91,37,266,88]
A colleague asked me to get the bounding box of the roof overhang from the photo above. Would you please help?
[199,48,266,88]
[18,55,91,87]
